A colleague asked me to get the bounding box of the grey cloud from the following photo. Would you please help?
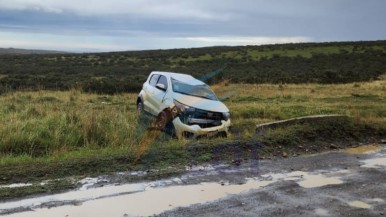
[0,0,385,51]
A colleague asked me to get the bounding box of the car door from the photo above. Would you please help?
[153,75,169,112]
[143,74,160,115]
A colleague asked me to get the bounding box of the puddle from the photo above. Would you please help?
[263,170,346,189]
[297,173,343,188]
[361,157,386,168]
[0,169,349,217]
[185,164,216,172]
[348,200,371,209]
[345,145,382,154]
[78,177,110,190]
[0,182,147,213]
[1,179,274,217]
[0,183,33,188]
[367,198,384,203]
[315,208,329,216]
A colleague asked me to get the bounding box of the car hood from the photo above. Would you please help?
[173,92,229,113]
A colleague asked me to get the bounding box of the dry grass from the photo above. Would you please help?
[216,79,386,134]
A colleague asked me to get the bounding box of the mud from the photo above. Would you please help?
[1,145,386,217]
[344,144,382,154]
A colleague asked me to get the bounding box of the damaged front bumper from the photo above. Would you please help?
[172,116,231,139]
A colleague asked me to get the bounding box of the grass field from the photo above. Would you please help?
[0,78,385,199]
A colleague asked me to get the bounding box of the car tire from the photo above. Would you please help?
[165,121,177,138]
[219,131,228,138]
[137,101,144,115]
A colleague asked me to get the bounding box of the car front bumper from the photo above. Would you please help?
[172,116,231,139]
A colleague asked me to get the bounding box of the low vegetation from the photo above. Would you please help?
[1,41,386,94]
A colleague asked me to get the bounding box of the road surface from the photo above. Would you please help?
[1,144,385,217]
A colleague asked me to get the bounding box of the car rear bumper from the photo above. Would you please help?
[172,117,231,139]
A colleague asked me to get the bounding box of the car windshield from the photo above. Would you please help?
[171,78,218,101]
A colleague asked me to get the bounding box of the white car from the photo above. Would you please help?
[137,71,231,139]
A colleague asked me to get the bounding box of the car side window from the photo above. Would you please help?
[157,75,168,90]
[149,74,160,87]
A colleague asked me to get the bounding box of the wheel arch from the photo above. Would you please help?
[137,95,143,105]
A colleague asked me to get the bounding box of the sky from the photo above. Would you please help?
[0,0,385,52]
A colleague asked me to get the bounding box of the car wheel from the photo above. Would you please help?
[165,121,177,138]
[137,101,144,115]
[219,131,228,138]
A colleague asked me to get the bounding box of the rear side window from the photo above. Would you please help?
[149,74,160,87]
[157,75,168,89]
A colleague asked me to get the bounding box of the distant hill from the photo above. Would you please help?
[0,40,386,94]
[0,48,67,55]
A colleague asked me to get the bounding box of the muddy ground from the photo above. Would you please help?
[158,145,386,217]
[1,144,385,217]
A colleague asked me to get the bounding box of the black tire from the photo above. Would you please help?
[165,121,177,138]
[219,131,228,138]
[137,101,144,115]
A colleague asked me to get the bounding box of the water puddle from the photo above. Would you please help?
[0,179,274,217]
[0,169,349,217]
[185,164,216,172]
[0,183,33,188]
[361,157,386,168]
[297,173,343,188]
[367,198,384,203]
[315,208,329,216]
[348,200,371,209]
[344,144,382,154]
[263,170,346,188]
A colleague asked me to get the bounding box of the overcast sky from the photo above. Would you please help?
[0,0,385,52]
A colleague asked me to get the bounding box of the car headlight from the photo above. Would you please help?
[173,100,195,113]
[223,112,230,121]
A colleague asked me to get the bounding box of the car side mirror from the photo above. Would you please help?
[156,83,166,91]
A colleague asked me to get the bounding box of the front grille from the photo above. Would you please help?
[192,109,223,120]
[180,108,223,128]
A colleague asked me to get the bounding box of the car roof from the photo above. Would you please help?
[151,71,205,85]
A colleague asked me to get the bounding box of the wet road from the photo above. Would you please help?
[1,145,386,217]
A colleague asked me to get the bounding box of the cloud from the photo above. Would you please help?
[0,0,228,20]
[0,31,134,52]
[184,37,312,45]
[0,38,126,52]
[0,0,385,51]
[0,31,312,52]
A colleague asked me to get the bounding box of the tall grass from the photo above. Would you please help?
[0,90,141,157]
